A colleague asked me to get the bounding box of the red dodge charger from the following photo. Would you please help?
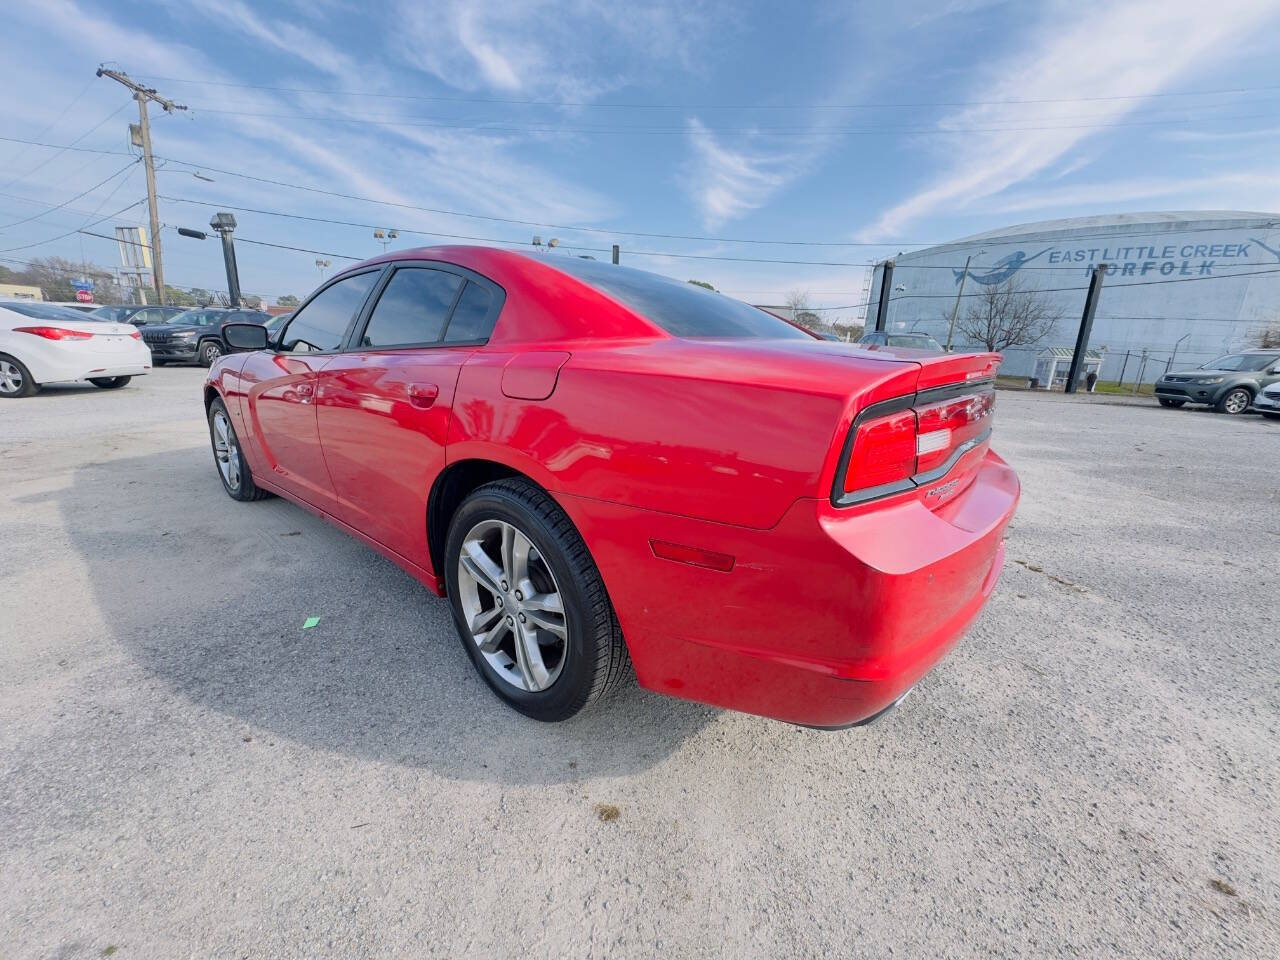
[205,246,1019,728]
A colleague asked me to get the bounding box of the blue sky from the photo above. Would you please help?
[3,0,1280,321]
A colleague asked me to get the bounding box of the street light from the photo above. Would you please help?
[175,211,242,308]
[946,249,986,352]
[374,229,398,253]
[315,258,331,279]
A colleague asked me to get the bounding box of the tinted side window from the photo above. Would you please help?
[444,281,497,342]
[361,268,462,348]
[282,273,378,353]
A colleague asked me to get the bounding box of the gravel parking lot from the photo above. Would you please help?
[2,367,1277,959]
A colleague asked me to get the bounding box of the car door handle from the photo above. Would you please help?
[408,382,439,408]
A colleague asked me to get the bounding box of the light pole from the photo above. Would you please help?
[315,258,331,280]
[946,249,985,352]
[374,229,398,253]
[175,211,242,308]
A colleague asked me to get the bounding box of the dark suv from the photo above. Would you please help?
[1154,350,1280,414]
[140,308,270,366]
[89,305,187,326]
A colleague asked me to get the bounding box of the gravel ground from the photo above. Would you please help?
[1,367,1277,959]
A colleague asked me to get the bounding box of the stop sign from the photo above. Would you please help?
[75,289,93,303]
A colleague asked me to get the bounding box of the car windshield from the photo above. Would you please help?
[2,301,97,321]
[169,310,221,326]
[888,334,941,349]
[1200,353,1275,371]
[549,258,813,340]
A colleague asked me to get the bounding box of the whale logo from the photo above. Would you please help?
[955,247,1052,286]
[1250,237,1280,263]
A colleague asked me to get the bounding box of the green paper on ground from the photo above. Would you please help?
[302,616,320,629]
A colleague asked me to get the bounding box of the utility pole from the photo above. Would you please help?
[945,254,972,352]
[1064,264,1106,394]
[96,67,186,306]
[611,244,620,265]
[874,260,895,332]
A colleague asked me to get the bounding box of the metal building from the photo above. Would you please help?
[867,211,1280,381]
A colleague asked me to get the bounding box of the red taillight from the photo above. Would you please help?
[129,330,142,339]
[842,407,918,494]
[914,390,994,474]
[13,325,94,341]
[841,387,995,501]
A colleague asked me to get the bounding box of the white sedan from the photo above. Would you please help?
[0,300,151,398]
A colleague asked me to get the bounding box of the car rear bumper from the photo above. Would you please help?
[24,345,152,386]
[558,448,1019,727]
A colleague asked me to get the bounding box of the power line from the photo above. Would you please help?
[184,105,1279,136]
[0,199,147,253]
[0,159,139,230]
[0,76,98,178]
[136,74,1280,110]
[3,135,1276,252]
[0,101,133,194]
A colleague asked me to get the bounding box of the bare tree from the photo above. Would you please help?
[956,278,1063,352]
[785,289,825,332]
[1253,320,1280,349]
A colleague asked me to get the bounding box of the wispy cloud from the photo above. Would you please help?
[983,172,1280,217]
[189,0,362,79]
[392,0,720,99]
[681,119,818,229]
[860,0,1280,237]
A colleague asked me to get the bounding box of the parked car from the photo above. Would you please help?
[858,331,945,353]
[1252,380,1280,420]
[206,248,1018,727]
[141,307,271,366]
[47,301,102,314]
[1154,350,1280,414]
[0,300,150,398]
[90,305,187,326]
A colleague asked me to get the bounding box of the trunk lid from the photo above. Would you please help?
[833,348,1002,514]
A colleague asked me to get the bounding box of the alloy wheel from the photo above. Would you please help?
[203,342,222,365]
[456,518,568,693]
[1224,390,1250,414]
[211,409,241,490]
[0,359,23,394]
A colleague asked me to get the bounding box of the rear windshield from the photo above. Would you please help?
[2,301,98,321]
[89,306,136,322]
[548,258,813,340]
[1202,353,1276,371]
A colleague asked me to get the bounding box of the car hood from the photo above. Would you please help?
[1165,367,1245,378]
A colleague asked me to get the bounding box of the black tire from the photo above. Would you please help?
[443,478,631,721]
[199,340,223,367]
[1157,398,1185,408]
[0,354,38,398]
[89,376,132,389]
[1215,387,1252,415]
[207,397,270,501]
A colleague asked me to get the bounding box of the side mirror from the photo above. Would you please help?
[223,322,269,352]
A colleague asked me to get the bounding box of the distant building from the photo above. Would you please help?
[0,283,44,301]
[867,211,1280,381]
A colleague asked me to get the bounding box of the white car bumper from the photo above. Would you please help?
[21,337,151,385]
[1253,392,1280,412]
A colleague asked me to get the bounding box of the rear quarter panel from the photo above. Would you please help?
[446,343,918,530]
